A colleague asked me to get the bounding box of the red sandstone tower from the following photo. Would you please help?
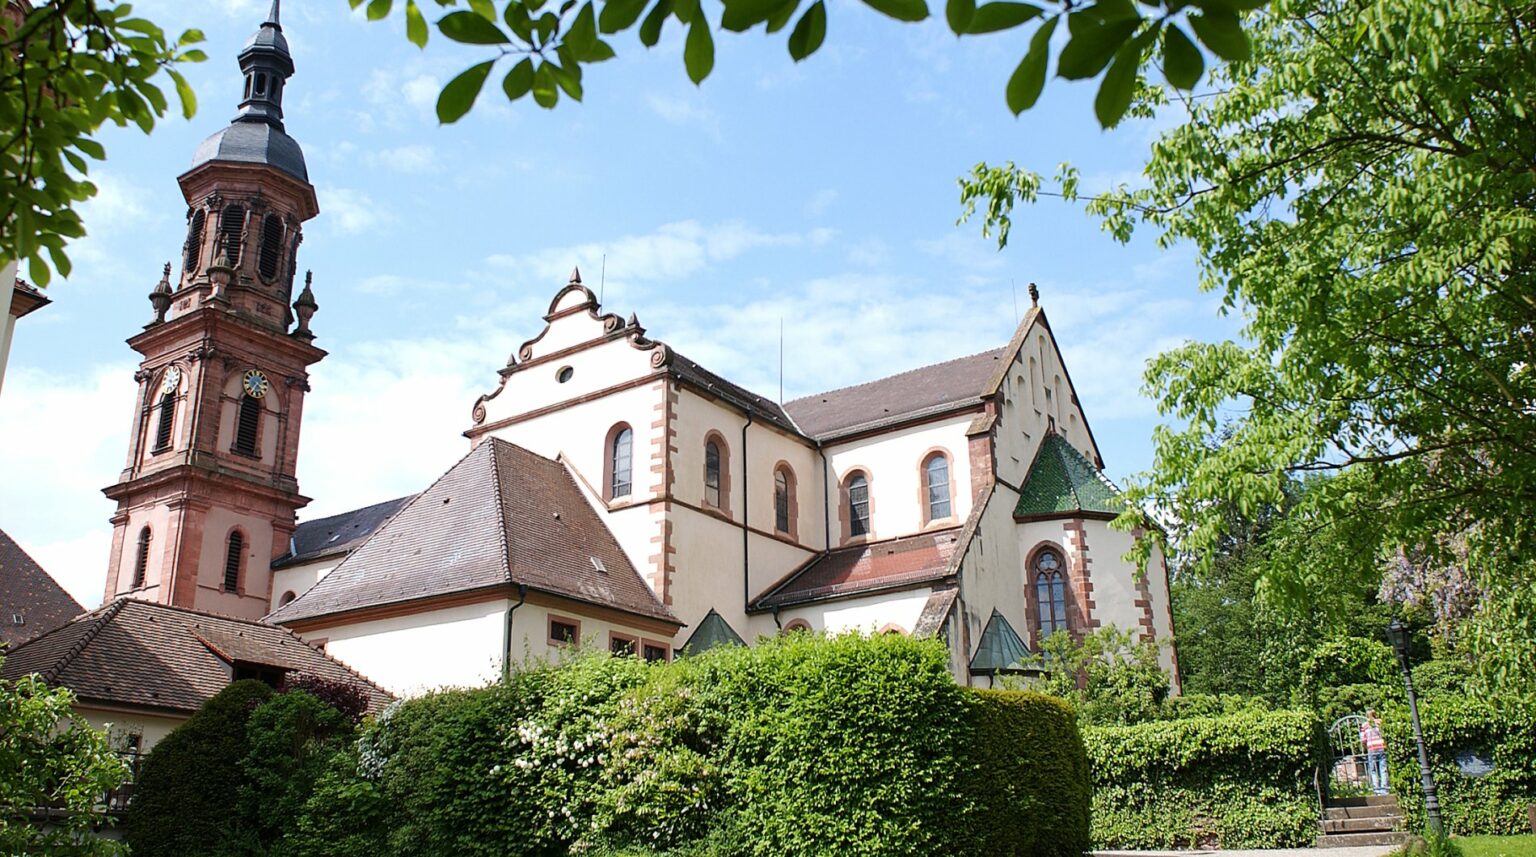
[102,1,324,619]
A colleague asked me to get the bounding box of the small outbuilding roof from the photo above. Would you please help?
[1014,433,1124,521]
[968,609,1032,675]
[680,609,746,654]
[752,528,962,610]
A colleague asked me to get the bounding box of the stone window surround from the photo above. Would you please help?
[701,430,732,517]
[781,618,812,634]
[917,447,957,528]
[1022,539,1088,650]
[603,421,634,502]
[838,467,875,545]
[772,461,798,539]
[548,613,582,647]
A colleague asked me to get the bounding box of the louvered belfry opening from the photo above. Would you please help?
[153,391,176,452]
[258,213,283,280]
[235,394,261,456]
[223,531,244,592]
[184,208,206,272]
[218,204,244,265]
[133,527,151,588]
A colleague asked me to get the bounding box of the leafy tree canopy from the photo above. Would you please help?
[1,1,204,286]
[0,659,129,856]
[962,0,1536,695]
[359,0,1262,127]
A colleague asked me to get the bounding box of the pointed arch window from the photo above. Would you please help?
[223,531,244,593]
[184,209,206,272]
[132,527,151,588]
[847,473,870,537]
[704,440,722,508]
[218,204,244,265]
[609,425,633,499]
[153,390,176,452]
[234,394,261,456]
[923,453,951,521]
[258,214,284,280]
[773,466,793,534]
[1034,549,1068,641]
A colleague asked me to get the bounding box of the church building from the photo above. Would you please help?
[72,3,1177,701]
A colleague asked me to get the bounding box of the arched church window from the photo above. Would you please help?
[773,466,793,534]
[1034,549,1068,641]
[704,439,722,508]
[609,425,632,499]
[258,214,283,281]
[153,390,176,452]
[132,526,151,588]
[218,204,244,265]
[223,531,244,593]
[234,393,262,456]
[923,453,951,521]
[184,209,206,272]
[847,472,870,537]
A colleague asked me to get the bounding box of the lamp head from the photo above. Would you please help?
[1387,617,1411,659]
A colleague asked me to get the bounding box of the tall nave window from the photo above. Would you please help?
[1034,549,1068,641]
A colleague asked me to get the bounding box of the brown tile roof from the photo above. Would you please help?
[266,439,679,626]
[666,350,798,434]
[272,494,416,569]
[0,527,84,649]
[912,587,959,637]
[0,598,392,714]
[9,277,50,319]
[784,348,1008,441]
[752,527,964,610]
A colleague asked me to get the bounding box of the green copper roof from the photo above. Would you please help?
[1014,433,1124,520]
[680,609,746,655]
[969,609,1031,675]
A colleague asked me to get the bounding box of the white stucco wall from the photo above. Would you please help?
[992,320,1097,490]
[268,556,339,613]
[309,599,509,696]
[78,706,187,753]
[824,415,975,544]
[776,589,932,636]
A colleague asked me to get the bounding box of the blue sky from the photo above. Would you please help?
[0,0,1235,604]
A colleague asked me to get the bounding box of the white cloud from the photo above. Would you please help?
[317,185,389,235]
[366,144,440,173]
[645,93,721,141]
[846,238,888,267]
[0,363,137,607]
[916,230,1008,274]
[804,188,839,217]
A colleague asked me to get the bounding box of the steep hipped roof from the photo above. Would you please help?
[1014,433,1124,521]
[969,609,1031,675]
[0,528,84,649]
[0,599,391,714]
[266,439,678,626]
[680,609,746,654]
[752,528,963,610]
[784,348,1008,441]
[273,494,415,568]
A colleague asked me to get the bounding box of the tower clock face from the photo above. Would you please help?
[160,367,181,394]
[242,369,270,399]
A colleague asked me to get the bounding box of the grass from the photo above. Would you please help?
[1456,835,1536,857]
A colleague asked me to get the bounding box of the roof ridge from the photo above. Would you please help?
[1054,437,1086,512]
[40,598,126,684]
[118,595,289,628]
[488,439,515,587]
[296,493,418,528]
[786,346,1006,405]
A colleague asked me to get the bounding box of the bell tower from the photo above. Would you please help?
[102,0,325,620]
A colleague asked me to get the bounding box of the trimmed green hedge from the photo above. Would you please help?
[1386,695,1536,835]
[288,633,1091,857]
[963,690,1090,857]
[1085,708,1325,849]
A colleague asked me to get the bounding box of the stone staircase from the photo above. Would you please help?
[1317,795,1411,848]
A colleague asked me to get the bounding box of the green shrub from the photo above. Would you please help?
[291,634,1097,857]
[961,689,1090,857]
[124,679,274,857]
[1085,707,1325,849]
[1386,695,1536,835]
[240,690,356,856]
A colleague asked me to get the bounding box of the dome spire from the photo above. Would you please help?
[234,0,295,128]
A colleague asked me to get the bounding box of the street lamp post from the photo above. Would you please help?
[1388,618,1443,836]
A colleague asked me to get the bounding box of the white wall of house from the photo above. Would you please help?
[824,415,975,545]
[268,556,339,613]
[310,599,508,696]
[992,321,1097,490]
[77,705,187,753]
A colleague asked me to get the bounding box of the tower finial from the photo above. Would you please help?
[1028,282,1039,307]
[569,266,582,285]
[266,0,281,25]
[148,262,173,325]
[235,0,295,128]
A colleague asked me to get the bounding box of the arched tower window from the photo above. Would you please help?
[234,393,262,456]
[258,214,284,280]
[773,466,794,534]
[1034,549,1068,641]
[923,453,952,522]
[132,526,151,588]
[223,531,244,593]
[153,389,176,452]
[184,208,206,272]
[217,204,244,265]
[847,472,870,537]
[704,440,722,508]
[609,425,632,499]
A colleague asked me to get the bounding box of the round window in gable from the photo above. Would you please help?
[556,366,574,383]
